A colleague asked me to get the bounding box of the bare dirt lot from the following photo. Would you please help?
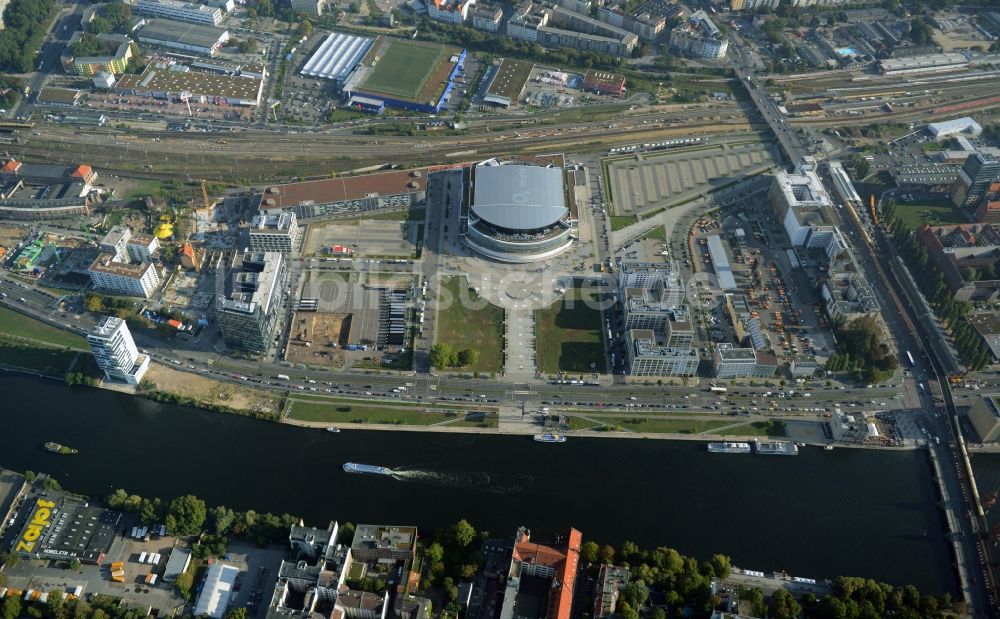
[145,364,281,414]
[284,311,348,367]
[0,224,30,250]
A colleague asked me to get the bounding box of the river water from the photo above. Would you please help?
[0,375,955,594]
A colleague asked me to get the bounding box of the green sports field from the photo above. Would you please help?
[362,40,444,100]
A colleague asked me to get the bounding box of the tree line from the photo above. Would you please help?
[0,0,56,73]
[882,200,993,370]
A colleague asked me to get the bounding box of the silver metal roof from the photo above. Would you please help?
[301,32,373,82]
[472,164,566,231]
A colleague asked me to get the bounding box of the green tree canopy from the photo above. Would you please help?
[165,495,206,536]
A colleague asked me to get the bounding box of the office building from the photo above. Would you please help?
[713,343,757,378]
[87,316,150,385]
[625,329,699,377]
[968,395,1000,442]
[594,565,629,618]
[135,0,223,25]
[951,154,1000,210]
[670,10,727,59]
[919,223,1000,301]
[967,312,1000,361]
[100,225,159,263]
[250,211,299,253]
[291,0,324,16]
[216,251,286,353]
[770,157,838,250]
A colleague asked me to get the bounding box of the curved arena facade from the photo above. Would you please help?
[464,157,574,263]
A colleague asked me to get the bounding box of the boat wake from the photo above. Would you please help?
[390,468,533,494]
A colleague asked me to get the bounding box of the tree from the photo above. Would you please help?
[225,608,247,619]
[3,595,21,619]
[211,505,236,535]
[339,522,356,546]
[296,19,312,37]
[165,494,206,536]
[84,294,104,312]
[68,558,81,571]
[580,540,599,564]
[175,571,194,601]
[621,579,650,608]
[451,519,476,547]
[139,497,163,524]
[708,554,731,579]
[599,544,615,564]
[430,343,457,369]
[457,348,479,367]
[425,542,444,563]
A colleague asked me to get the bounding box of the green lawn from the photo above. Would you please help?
[435,276,504,374]
[288,400,463,425]
[447,412,499,428]
[714,422,773,437]
[0,306,87,349]
[892,199,968,231]
[642,224,666,241]
[613,417,735,434]
[534,288,605,373]
[0,337,81,374]
[610,216,636,231]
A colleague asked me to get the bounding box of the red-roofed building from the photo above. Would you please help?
[0,158,98,185]
[500,527,581,619]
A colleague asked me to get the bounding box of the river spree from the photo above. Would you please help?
[1,374,955,594]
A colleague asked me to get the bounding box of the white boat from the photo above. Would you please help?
[533,433,567,443]
[326,426,340,433]
[707,441,752,454]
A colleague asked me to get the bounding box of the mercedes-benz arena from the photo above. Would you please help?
[465,157,575,263]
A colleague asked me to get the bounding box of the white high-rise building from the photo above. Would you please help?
[87,316,150,385]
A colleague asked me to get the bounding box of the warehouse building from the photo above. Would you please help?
[114,60,263,107]
[878,53,969,75]
[8,492,121,563]
[134,18,230,56]
[464,156,575,263]
[968,395,1000,442]
[134,0,223,25]
[928,117,983,139]
[251,168,426,220]
[581,70,625,97]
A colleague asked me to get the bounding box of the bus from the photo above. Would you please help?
[709,386,727,394]
[905,350,915,367]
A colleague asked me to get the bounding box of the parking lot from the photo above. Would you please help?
[303,219,414,258]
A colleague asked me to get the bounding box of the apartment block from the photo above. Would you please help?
[249,211,299,253]
[87,316,150,385]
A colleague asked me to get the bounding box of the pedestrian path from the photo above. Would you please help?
[503,308,537,382]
